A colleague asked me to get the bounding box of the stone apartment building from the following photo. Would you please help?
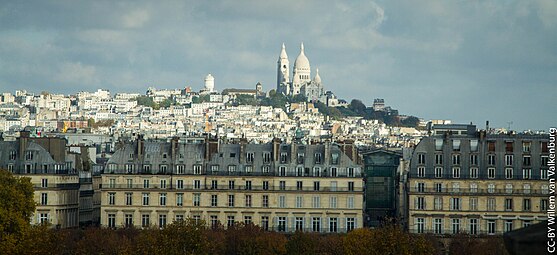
[408,124,549,235]
[0,131,92,228]
[100,136,364,232]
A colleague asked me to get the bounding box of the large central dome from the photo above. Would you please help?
[293,43,310,71]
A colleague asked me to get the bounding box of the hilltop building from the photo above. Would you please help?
[276,43,324,102]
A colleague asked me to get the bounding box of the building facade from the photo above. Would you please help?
[408,124,549,235]
[362,149,401,227]
[100,137,364,232]
[0,131,82,228]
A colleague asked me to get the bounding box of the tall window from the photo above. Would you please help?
[347,196,355,209]
[505,220,514,232]
[245,180,252,190]
[452,218,460,234]
[467,219,477,235]
[177,180,184,189]
[279,181,286,191]
[312,217,321,232]
[329,196,337,209]
[176,193,183,206]
[329,218,338,233]
[291,217,303,231]
[314,181,320,191]
[211,195,218,207]
[227,216,235,227]
[142,214,150,228]
[142,193,149,205]
[279,166,287,176]
[245,195,252,207]
[41,193,48,205]
[296,196,303,208]
[487,198,496,211]
[262,195,269,207]
[416,197,425,210]
[452,167,461,178]
[193,180,201,189]
[261,216,269,231]
[450,198,461,211]
[346,218,355,232]
[418,154,426,164]
[505,168,513,179]
[435,154,443,165]
[487,168,496,179]
[417,167,425,178]
[108,193,115,205]
[523,169,532,179]
[469,197,478,211]
[262,181,269,190]
[159,193,167,206]
[505,198,513,211]
[312,196,321,208]
[125,193,133,205]
[469,154,478,165]
[279,195,286,208]
[452,154,461,165]
[108,214,116,228]
[210,215,219,229]
[505,155,513,166]
[523,198,531,211]
[416,218,425,234]
[278,217,286,232]
[434,167,443,178]
[487,220,496,235]
[469,168,478,179]
[488,154,496,165]
[246,152,254,163]
[158,215,167,228]
[41,178,48,188]
[434,197,443,210]
[193,193,200,206]
[434,218,443,234]
[228,194,235,207]
[125,214,133,227]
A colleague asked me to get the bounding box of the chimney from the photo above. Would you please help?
[19,131,30,160]
[239,137,247,164]
[486,121,490,132]
[290,142,297,164]
[272,138,281,162]
[171,136,179,160]
[324,140,331,164]
[205,134,219,161]
[137,134,144,159]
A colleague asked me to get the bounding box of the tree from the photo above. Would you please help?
[401,116,420,128]
[349,99,367,114]
[136,96,157,108]
[0,169,36,253]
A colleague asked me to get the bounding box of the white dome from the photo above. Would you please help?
[204,73,215,91]
[293,43,310,71]
[313,68,322,84]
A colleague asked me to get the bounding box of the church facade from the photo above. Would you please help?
[276,43,324,102]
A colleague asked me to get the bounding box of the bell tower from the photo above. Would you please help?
[277,43,290,94]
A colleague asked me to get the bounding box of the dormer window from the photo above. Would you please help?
[280,152,288,163]
[315,153,322,164]
[9,151,16,160]
[246,152,254,163]
[25,151,33,160]
[331,153,339,165]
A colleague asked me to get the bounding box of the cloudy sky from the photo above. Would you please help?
[0,1,555,131]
